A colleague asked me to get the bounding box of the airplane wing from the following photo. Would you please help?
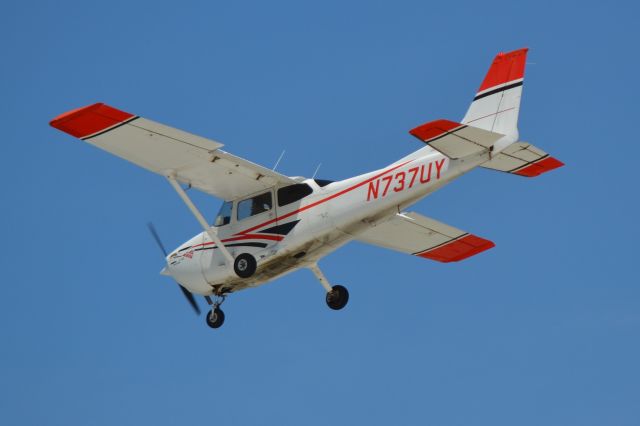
[355,212,494,262]
[50,103,297,200]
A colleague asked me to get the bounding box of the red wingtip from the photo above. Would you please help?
[514,157,565,177]
[477,48,529,93]
[50,103,134,139]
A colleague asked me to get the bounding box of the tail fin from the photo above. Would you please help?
[401,48,563,177]
[462,48,528,142]
[462,48,565,177]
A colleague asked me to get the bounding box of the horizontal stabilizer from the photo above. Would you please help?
[355,212,494,263]
[409,119,504,159]
[481,142,564,177]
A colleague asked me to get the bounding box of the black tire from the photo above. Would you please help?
[206,308,225,329]
[234,253,257,278]
[326,285,349,310]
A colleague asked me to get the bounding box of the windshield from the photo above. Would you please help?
[214,201,232,226]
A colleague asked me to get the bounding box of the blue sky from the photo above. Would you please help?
[2,1,639,425]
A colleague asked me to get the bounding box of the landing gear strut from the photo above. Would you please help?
[205,294,227,329]
[309,264,349,310]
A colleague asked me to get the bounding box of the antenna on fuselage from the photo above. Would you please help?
[272,150,286,171]
[312,163,322,179]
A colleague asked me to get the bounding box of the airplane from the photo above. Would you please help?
[50,48,563,329]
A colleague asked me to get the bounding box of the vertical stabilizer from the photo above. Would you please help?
[462,48,528,143]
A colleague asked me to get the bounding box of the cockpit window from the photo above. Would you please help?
[277,184,313,207]
[237,192,272,221]
[214,201,233,226]
[314,179,334,187]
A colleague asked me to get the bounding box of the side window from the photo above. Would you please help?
[277,184,313,207]
[237,192,272,221]
[213,201,233,226]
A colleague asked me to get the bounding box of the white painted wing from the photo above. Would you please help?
[355,212,494,263]
[50,103,297,200]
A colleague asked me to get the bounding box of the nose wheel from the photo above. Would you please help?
[206,307,225,328]
[205,294,227,329]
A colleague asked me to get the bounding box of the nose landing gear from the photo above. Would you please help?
[206,307,225,328]
[205,294,227,329]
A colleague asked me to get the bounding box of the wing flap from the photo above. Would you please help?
[355,212,494,263]
[51,103,297,200]
[409,119,504,159]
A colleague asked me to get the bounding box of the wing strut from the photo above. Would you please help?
[166,175,235,264]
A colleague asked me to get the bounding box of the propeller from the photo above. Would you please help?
[147,222,201,315]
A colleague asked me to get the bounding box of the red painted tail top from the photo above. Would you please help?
[477,48,528,93]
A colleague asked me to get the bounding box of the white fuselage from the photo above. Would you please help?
[166,146,490,295]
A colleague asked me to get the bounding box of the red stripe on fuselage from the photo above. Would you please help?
[189,234,284,250]
[235,160,413,236]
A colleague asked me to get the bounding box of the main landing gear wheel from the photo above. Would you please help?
[326,285,349,310]
[234,253,257,278]
[206,307,225,329]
